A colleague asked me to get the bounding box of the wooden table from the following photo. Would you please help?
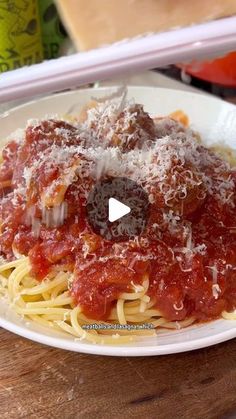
[0,328,235,419]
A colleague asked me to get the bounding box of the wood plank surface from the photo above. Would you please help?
[0,328,235,419]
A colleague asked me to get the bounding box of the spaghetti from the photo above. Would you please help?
[0,95,235,344]
[0,257,195,344]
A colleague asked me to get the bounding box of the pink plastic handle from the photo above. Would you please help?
[1,16,236,103]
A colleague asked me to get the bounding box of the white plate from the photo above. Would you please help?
[0,87,236,356]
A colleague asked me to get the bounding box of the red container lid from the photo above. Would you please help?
[178,52,236,87]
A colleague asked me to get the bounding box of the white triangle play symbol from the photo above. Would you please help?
[108,197,131,222]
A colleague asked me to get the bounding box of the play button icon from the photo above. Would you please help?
[108,198,131,222]
[86,177,150,242]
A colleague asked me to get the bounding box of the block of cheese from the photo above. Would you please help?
[55,0,236,51]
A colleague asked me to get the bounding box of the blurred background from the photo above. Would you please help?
[0,0,236,106]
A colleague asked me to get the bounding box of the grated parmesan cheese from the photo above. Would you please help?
[212,283,221,299]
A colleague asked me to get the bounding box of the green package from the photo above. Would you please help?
[38,0,67,60]
[0,0,43,73]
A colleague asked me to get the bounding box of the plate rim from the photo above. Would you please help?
[1,85,235,120]
[0,314,235,356]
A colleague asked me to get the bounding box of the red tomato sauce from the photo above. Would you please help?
[0,117,236,323]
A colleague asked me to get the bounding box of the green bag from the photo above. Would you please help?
[38,0,67,60]
[0,0,43,72]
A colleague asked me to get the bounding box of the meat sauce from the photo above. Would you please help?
[0,107,235,322]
